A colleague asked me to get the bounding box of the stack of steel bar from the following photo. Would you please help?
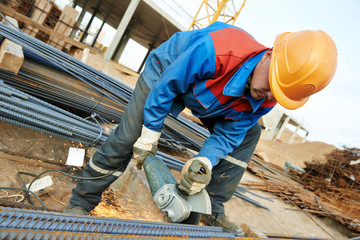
[0,21,209,152]
[244,155,360,233]
[299,147,360,233]
[0,58,126,123]
[0,78,184,170]
[0,80,109,147]
[0,207,235,239]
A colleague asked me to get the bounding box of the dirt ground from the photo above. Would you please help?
[0,119,353,239]
[254,140,337,168]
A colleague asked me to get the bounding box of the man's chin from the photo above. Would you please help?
[252,95,262,100]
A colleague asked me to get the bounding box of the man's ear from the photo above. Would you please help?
[264,49,273,60]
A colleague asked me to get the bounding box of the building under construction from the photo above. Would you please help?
[0,0,358,239]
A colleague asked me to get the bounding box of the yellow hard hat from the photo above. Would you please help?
[269,30,338,109]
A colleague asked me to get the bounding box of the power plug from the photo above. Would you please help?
[26,175,53,196]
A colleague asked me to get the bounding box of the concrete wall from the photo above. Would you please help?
[259,105,308,144]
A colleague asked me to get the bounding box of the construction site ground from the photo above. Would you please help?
[0,120,351,239]
[0,60,355,239]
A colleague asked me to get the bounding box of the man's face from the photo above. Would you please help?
[250,49,274,101]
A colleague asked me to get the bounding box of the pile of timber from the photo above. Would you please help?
[243,153,360,233]
[0,0,94,53]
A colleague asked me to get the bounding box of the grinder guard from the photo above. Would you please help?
[143,155,211,223]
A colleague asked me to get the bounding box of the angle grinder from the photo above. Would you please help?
[143,155,211,224]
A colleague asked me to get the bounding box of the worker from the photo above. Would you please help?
[64,22,337,236]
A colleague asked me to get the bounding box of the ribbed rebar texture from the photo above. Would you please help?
[0,199,58,212]
[0,80,108,147]
[0,207,235,239]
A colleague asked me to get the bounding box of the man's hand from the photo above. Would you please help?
[179,157,212,195]
[133,126,161,170]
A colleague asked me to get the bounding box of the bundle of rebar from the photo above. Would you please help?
[243,153,360,233]
[0,207,235,239]
[0,79,187,170]
[0,80,109,147]
[299,147,360,232]
[301,147,360,192]
[0,21,209,152]
[0,58,126,123]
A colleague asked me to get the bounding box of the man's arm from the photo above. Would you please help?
[133,35,216,170]
[197,108,273,167]
[178,111,266,195]
[143,36,216,132]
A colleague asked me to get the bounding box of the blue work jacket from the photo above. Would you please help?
[142,22,277,166]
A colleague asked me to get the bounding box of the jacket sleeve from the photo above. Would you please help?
[197,107,273,166]
[143,36,216,132]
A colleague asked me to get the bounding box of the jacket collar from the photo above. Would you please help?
[223,50,267,112]
[247,94,265,113]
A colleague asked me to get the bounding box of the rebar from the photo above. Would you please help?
[0,22,209,152]
[0,207,235,239]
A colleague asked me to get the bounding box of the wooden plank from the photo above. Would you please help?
[50,16,73,49]
[0,16,24,74]
[114,65,140,77]
[23,0,52,36]
[0,151,68,172]
[0,3,98,53]
[241,223,268,238]
[48,5,78,50]
[0,39,24,74]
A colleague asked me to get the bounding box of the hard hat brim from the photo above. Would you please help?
[269,33,309,110]
[269,66,309,110]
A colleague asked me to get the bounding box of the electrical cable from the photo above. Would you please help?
[0,159,128,210]
[20,164,127,204]
[85,112,103,146]
[0,189,8,198]
[0,187,46,210]
[0,190,24,202]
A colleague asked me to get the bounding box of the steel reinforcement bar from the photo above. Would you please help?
[0,207,235,239]
[0,199,58,212]
[0,22,209,152]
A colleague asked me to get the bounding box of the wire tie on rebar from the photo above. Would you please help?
[88,80,105,112]
[86,112,103,146]
[98,115,117,130]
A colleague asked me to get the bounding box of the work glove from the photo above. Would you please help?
[179,157,212,195]
[133,125,161,170]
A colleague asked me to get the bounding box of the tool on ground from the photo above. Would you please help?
[143,155,211,224]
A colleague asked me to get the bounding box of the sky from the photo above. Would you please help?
[54,0,360,148]
[233,0,360,148]
[167,0,360,148]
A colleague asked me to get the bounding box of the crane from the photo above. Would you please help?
[189,0,247,30]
